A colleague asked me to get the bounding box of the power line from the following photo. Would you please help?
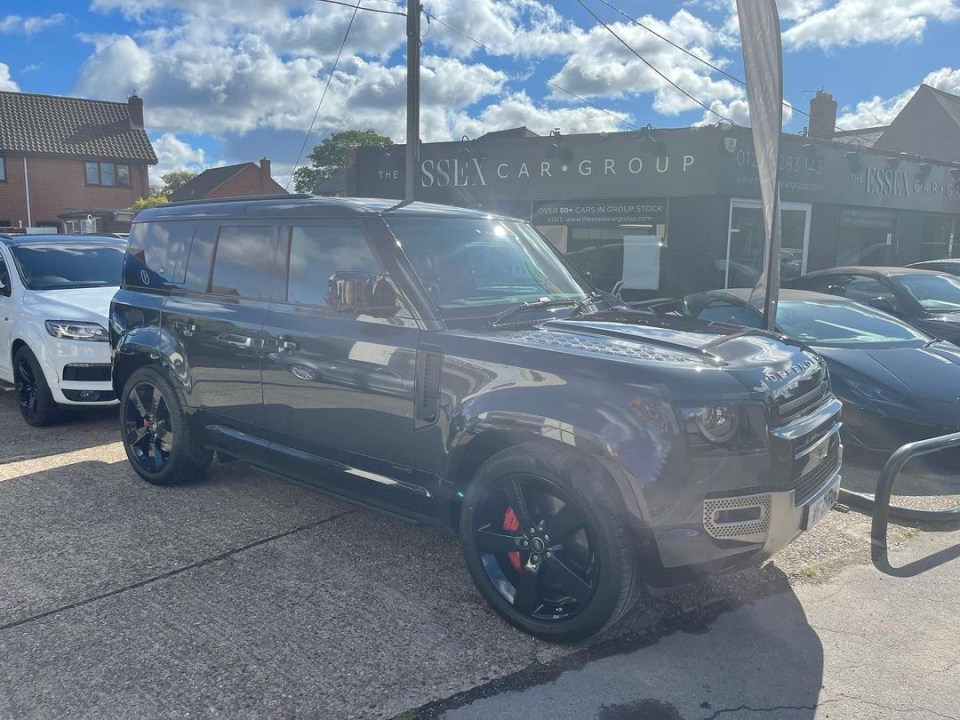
[422,9,637,131]
[287,0,364,191]
[590,0,852,131]
[575,0,733,124]
[314,0,405,16]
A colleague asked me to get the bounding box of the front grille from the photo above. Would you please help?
[792,446,840,505]
[703,492,772,539]
[63,364,112,382]
[774,378,830,424]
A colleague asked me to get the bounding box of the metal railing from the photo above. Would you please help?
[839,431,960,577]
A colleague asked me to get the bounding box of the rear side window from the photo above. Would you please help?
[0,253,10,296]
[286,223,381,306]
[126,221,195,287]
[210,226,273,298]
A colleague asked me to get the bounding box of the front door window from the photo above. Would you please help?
[725,200,811,288]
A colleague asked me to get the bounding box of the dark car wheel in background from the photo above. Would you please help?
[120,367,212,485]
[13,345,65,427]
[460,443,643,642]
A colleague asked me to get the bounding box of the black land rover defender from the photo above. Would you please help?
[110,196,842,642]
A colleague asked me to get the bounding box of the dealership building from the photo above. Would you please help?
[347,86,960,299]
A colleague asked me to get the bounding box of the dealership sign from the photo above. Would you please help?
[532,200,667,226]
[355,128,722,203]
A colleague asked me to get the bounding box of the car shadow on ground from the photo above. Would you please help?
[408,565,824,719]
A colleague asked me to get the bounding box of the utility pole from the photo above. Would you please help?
[405,0,421,204]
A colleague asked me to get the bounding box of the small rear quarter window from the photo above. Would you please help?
[125,221,196,287]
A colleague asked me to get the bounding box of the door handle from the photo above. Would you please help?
[277,337,299,353]
[173,319,197,337]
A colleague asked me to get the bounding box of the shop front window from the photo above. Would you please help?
[565,226,664,295]
[724,199,810,289]
[919,214,952,261]
[836,208,896,266]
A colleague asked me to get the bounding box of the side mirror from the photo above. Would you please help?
[868,296,898,314]
[328,271,399,316]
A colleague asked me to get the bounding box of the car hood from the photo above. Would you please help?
[817,343,960,401]
[23,287,117,324]
[489,310,825,400]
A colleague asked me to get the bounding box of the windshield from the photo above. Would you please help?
[777,300,929,348]
[894,274,960,312]
[11,243,125,290]
[384,217,589,314]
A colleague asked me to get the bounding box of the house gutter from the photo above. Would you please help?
[22,157,32,227]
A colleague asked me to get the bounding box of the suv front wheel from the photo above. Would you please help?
[14,345,65,427]
[460,443,643,642]
[120,367,212,485]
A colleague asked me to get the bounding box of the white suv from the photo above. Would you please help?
[0,234,124,426]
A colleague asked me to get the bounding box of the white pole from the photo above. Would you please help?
[22,157,32,228]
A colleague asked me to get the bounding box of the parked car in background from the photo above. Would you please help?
[906,258,960,276]
[682,288,960,457]
[111,196,842,642]
[0,234,125,426]
[788,266,960,344]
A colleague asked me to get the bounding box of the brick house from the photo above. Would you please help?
[168,158,286,202]
[0,91,157,233]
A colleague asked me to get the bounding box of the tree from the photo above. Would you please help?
[159,170,198,196]
[133,195,169,210]
[292,129,392,194]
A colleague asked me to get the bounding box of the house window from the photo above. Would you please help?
[0,156,6,182]
[85,161,131,187]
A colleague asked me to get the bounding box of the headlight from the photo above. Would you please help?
[45,320,109,342]
[845,379,907,405]
[677,404,765,450]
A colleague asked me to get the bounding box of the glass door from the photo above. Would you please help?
[724,199,812,288]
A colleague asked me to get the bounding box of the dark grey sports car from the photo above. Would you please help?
[681,288,960,457]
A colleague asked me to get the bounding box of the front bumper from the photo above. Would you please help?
[648,454,841,587]
[37,337,117,405]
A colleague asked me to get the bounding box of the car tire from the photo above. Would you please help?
[120,367,212,486]
[13,345,66,427]
[460,442,643,643]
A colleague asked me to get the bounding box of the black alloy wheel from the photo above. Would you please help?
[124,381,174,474]
[13,346,63,427]
[460,443,641,643]
[119,367,212,486]
[474,474,598,622]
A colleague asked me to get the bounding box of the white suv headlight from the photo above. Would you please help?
[44,320,109,342]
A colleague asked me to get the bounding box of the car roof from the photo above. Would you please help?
[134,194,513,222]
[0,233,126,247]
[799,265,945,278]
[683,288,847,317]
[908,258,960,266]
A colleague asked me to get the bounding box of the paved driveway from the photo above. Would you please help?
[0,386,957,719]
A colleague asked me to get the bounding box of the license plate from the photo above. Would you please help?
[804,479,840,530]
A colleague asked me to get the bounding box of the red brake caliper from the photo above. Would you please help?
[503,506,522,572]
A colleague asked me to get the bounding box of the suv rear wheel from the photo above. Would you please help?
[460,443,643,642]
[120,367,212,485]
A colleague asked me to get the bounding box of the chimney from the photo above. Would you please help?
[808,90,837,139]
[128,94,144,129]
[260,156,271,193]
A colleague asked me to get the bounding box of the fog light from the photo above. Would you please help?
[78,390,100,401]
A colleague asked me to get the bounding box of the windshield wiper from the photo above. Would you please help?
[565,291,610,319]
[488,297,578,328]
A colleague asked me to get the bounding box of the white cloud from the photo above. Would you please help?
[0,63,19,92]
[700,98,794,128]
[837,66,960,128]
[453,91,631,138]
[783,0,960,50]
[548,9,740,117]
[0,13,67,35]
[149,133,207,186]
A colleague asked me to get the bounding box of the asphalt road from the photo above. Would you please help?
[0,385,958,719]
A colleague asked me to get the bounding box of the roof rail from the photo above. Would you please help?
[163,193,314,208]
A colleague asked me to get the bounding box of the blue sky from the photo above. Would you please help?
[2,0,959,189]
